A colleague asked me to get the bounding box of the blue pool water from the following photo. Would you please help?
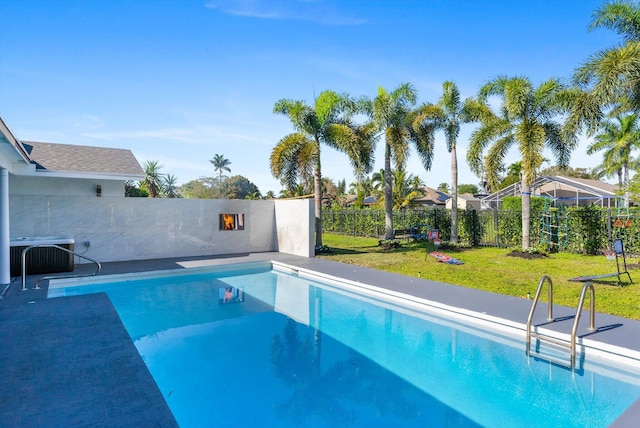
[50,263,640,427]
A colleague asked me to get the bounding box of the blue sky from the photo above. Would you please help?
[0,0,620,195]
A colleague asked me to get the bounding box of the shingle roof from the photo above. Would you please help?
[413,187,450,205]
[22,141,144,177]
[457,193,481,202]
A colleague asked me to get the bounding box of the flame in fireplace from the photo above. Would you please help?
[222,214,235,230]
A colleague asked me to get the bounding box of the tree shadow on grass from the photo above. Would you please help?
[324,242,439,257]
[321,247,374,256]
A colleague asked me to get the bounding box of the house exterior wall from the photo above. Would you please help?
[9,196,314,264]
[10,175,125,197]
[446,195,481,211]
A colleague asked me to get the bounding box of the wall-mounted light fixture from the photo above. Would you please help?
[96,184,102,197]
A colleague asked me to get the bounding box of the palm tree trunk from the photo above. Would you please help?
[314,143,323,250]
[623,161,630,207]
[450,146,458,243]
[617,168,623,188]
[521,175,531,250]
[384,141,394,240]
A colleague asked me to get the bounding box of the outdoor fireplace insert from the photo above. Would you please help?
[219,213,244,231]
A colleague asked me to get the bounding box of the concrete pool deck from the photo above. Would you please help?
[1,251,639,427]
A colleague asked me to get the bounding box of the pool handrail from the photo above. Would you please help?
[570,281,596,369]
[21,244,102,291]
[526,275,596,370]
[525,275,554,357]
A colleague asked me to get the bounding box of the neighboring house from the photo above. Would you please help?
[413,187,450,209]
[481,176,622,210]
[445,193,482,211]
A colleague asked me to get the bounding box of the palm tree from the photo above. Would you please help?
[142,160,164,198]
[348,177,373,208]
[162,174,179,198]
[369,168,424,209]
[244,191,261,200]
[588,113,640,204]
[414,81,472,243]
[349,176,374,196]
[371,168,386,195]
[573,1,640,115]
[392,169,423,209]
[278,184,307,198]
[593,150,625,187]
[499,161,523,189]
[271,90,374,249]
[437,182,450,193]
[359,83,435,239]
[466,76,576,250]
[210,154,231,183]
[409,174,424,192]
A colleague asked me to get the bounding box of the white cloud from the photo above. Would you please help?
[82,128,205,143]
[81,125,271,146]
[205,0,367,26]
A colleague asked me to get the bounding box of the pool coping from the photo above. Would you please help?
[2,251,639,427]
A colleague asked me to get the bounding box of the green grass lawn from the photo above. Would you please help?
[317,233,640,320]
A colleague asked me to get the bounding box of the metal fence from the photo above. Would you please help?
[323,207,640,255]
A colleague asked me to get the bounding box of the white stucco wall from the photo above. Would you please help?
[9,196,314,264]
[274,199,314,257]
[446,195,481,211]
[10,175,125,197]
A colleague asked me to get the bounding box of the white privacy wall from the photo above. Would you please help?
[9,196,314,262]
[274,199,314,257]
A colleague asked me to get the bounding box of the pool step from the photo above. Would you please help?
[528,332,580,370]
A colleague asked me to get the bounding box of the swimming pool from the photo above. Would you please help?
[49,261,640,427]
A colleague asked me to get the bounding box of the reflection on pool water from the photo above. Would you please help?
[49,262,640,427]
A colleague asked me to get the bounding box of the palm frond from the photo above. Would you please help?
[413,103,446,127]
[439,81,461,115]
[503,76,533,120]
[387,127,409,170]
[589,0,640,42]
[467,114,510,175]
[516,122,546,185]
[534,78,565,119]
[484,135,515,188]
[315,90,342,125]
[408,117,436,171]
[270,133,316,191]
[462,98,495,123]
[559,87,603,138]
[543,122,573,167]
[478,76,510,101]
[575,41,640,107]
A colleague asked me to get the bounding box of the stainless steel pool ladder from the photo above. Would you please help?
[526,276,595,370]
[21,244,102,291]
